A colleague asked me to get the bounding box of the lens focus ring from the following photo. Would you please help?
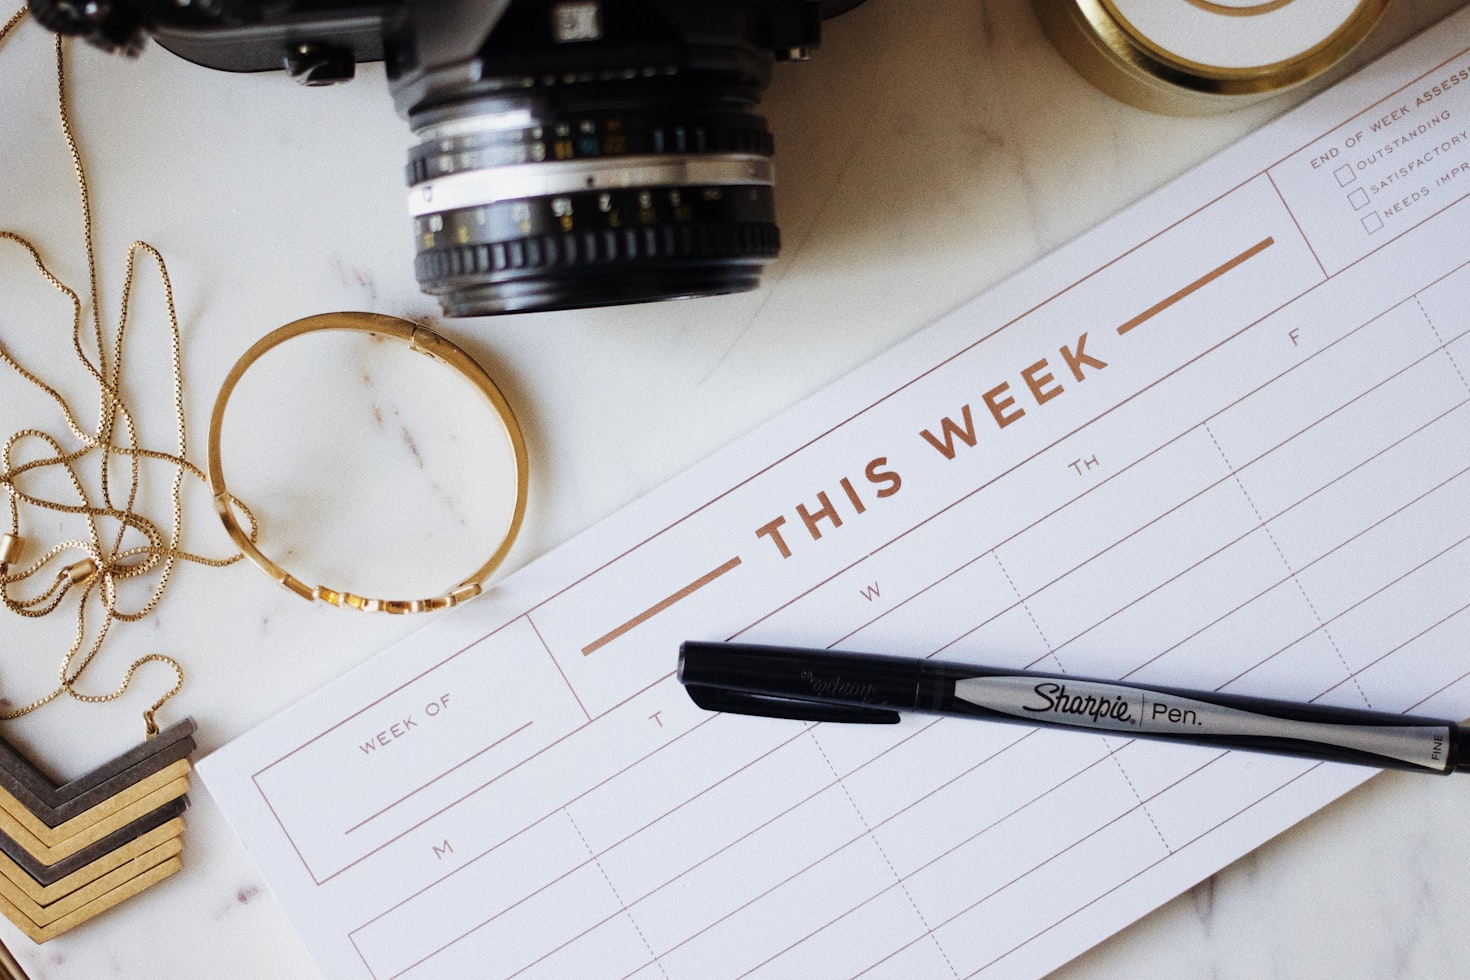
[414,183,778,315]
[417,221,780,281]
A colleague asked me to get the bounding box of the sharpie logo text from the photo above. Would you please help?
[1024,682,1136,725]
[801,671,879,703]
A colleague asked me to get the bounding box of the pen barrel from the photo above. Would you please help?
[927,668,1466,775]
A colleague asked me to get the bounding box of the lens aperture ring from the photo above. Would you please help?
[407,112,774,184]
[410,154,772,216]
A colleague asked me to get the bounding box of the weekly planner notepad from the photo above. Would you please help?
[200,10,1470,979]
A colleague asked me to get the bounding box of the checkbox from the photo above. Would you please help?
[1362,212,1383,233]
[1348,188,1370,210]
[1336,164,1356,186]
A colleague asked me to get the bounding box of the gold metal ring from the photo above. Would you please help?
[1035,0,1387,115]
[206,312,529,614]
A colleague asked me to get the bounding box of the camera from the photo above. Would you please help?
[31,0,868,317]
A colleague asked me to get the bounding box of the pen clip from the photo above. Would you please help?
[683,684,901,725]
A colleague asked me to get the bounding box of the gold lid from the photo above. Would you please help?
[1034,0,1389,115]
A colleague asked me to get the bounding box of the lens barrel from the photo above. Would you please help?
[407,80,782,316]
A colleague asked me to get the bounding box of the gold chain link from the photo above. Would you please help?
[0,8,259,735]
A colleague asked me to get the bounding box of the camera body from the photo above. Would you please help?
[33,0,866,317]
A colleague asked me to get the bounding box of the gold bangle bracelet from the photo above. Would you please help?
[206,312,529,614]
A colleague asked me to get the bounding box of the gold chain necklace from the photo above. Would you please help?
[0,7,256,735]
[0,7,266,951]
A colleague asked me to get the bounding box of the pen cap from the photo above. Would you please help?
[678,642,920,711]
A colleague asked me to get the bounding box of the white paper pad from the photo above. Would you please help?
[199,12,1470,979]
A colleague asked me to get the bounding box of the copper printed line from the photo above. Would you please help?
[1116,237,1275,336]
[582,557,744,657]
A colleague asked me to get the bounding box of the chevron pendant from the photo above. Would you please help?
[0,719,194,942]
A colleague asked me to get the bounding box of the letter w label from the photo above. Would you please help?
[860,582,881,602]
[920,405,978,459]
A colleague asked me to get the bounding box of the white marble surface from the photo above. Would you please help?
[1,0,1468,977]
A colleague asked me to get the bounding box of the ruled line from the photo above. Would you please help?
[342,721,535,836]
[581,556,744,656]
[1116,237,1276,336]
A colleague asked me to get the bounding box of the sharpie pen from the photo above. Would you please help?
[677,641,1470,774]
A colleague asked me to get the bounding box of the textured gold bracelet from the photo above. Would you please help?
[206,312,528,614]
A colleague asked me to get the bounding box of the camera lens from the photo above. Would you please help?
[407,79,781,316]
